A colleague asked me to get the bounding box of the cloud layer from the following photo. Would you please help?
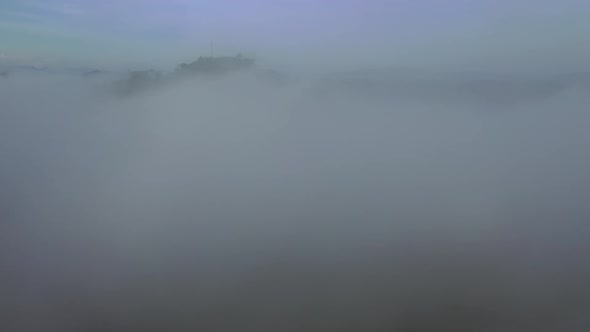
[1,72,590,330]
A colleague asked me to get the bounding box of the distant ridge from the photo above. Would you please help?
[176,54,255,76]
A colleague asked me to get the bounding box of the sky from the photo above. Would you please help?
[1,0,590,70]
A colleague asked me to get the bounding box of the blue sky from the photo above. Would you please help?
[1,0,590,70]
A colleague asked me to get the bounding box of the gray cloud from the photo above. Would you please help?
[1,71,590,331]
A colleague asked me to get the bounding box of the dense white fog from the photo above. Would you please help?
[1,73,590,331]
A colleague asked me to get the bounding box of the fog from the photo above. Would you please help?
[1,72,590,331]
